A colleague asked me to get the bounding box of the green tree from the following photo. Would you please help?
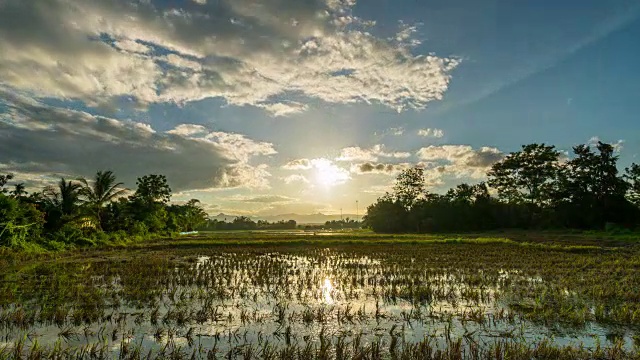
[43,178,82,230]
[125,175,172,233]
[393,167,425,209]
[132,174,171,205]
[0,174,14,194]
[102,198,136,233]
[561,143,627,201]
[232,216,257,230]
[625,163,640,207]
[363,193,408,233]
[488,143,560,206]
[556,142,631,228]
[78,170,128,230]
[0,193,45,247]
[167,199,208,232]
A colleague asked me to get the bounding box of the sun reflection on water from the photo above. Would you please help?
[321,278,334,304]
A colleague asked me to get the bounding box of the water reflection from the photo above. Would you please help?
[0,250,636,357]
[321,278,334,304]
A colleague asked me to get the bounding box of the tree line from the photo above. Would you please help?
[324,218,362,230]
[364,142,640,233]
[199,217,297,231]
[0,171,208,249]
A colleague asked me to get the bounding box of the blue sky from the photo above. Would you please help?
[1,0,639,217]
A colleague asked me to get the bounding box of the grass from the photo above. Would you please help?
[1,231,640,359]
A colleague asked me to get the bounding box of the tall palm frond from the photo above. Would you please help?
[78,171,128,228]
[44,178,82,216]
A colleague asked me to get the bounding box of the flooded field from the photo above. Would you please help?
[1,239,640,359]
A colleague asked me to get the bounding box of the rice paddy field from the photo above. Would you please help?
[1,231,640,359]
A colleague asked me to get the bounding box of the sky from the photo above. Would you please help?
[1,0,640,217]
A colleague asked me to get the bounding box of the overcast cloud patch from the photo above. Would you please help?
[0,94,275,191]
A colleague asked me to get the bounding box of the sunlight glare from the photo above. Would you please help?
[321,278,334,304]
[312,158,350,188]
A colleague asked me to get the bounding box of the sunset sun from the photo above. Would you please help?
[312,158,350,188]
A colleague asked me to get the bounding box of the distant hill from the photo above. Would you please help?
[209,212,361,224]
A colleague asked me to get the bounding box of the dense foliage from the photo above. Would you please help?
[0,172,208,250]
[324,218,362,229]
[199,217,297,231]
[365,141,640,232]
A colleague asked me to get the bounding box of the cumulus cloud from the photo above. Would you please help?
[336,144,411,162]
[351,162,410,175]
[0,93,275,191]
[417,128,445,138]
[0,0,458,115]
[417,145,504,179]
[216,163,272,190]
[203,132,277,163]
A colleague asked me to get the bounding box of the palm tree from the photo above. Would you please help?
[78,171,127,229]
[43,178,82,226]
[10,183,26,198]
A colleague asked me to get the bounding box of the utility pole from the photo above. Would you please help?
[340,208,343,221]
[356,200,359,224]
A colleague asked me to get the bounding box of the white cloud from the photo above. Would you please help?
[204,132,277,163]
[0,0,458,115]
[416,145,504,179]
[614,140,625,152]
[337,147,378,162]
[417,128,445,138]
[588,136,601,145]
[216,163,272,190]
[588,136,625,153]
[256,102,309,117]
[336,144,411,162]
[283,174,310,184]
[114,39,152,54]
[166,124,208,137]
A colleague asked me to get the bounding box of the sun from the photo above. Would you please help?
[312,158,350,188]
